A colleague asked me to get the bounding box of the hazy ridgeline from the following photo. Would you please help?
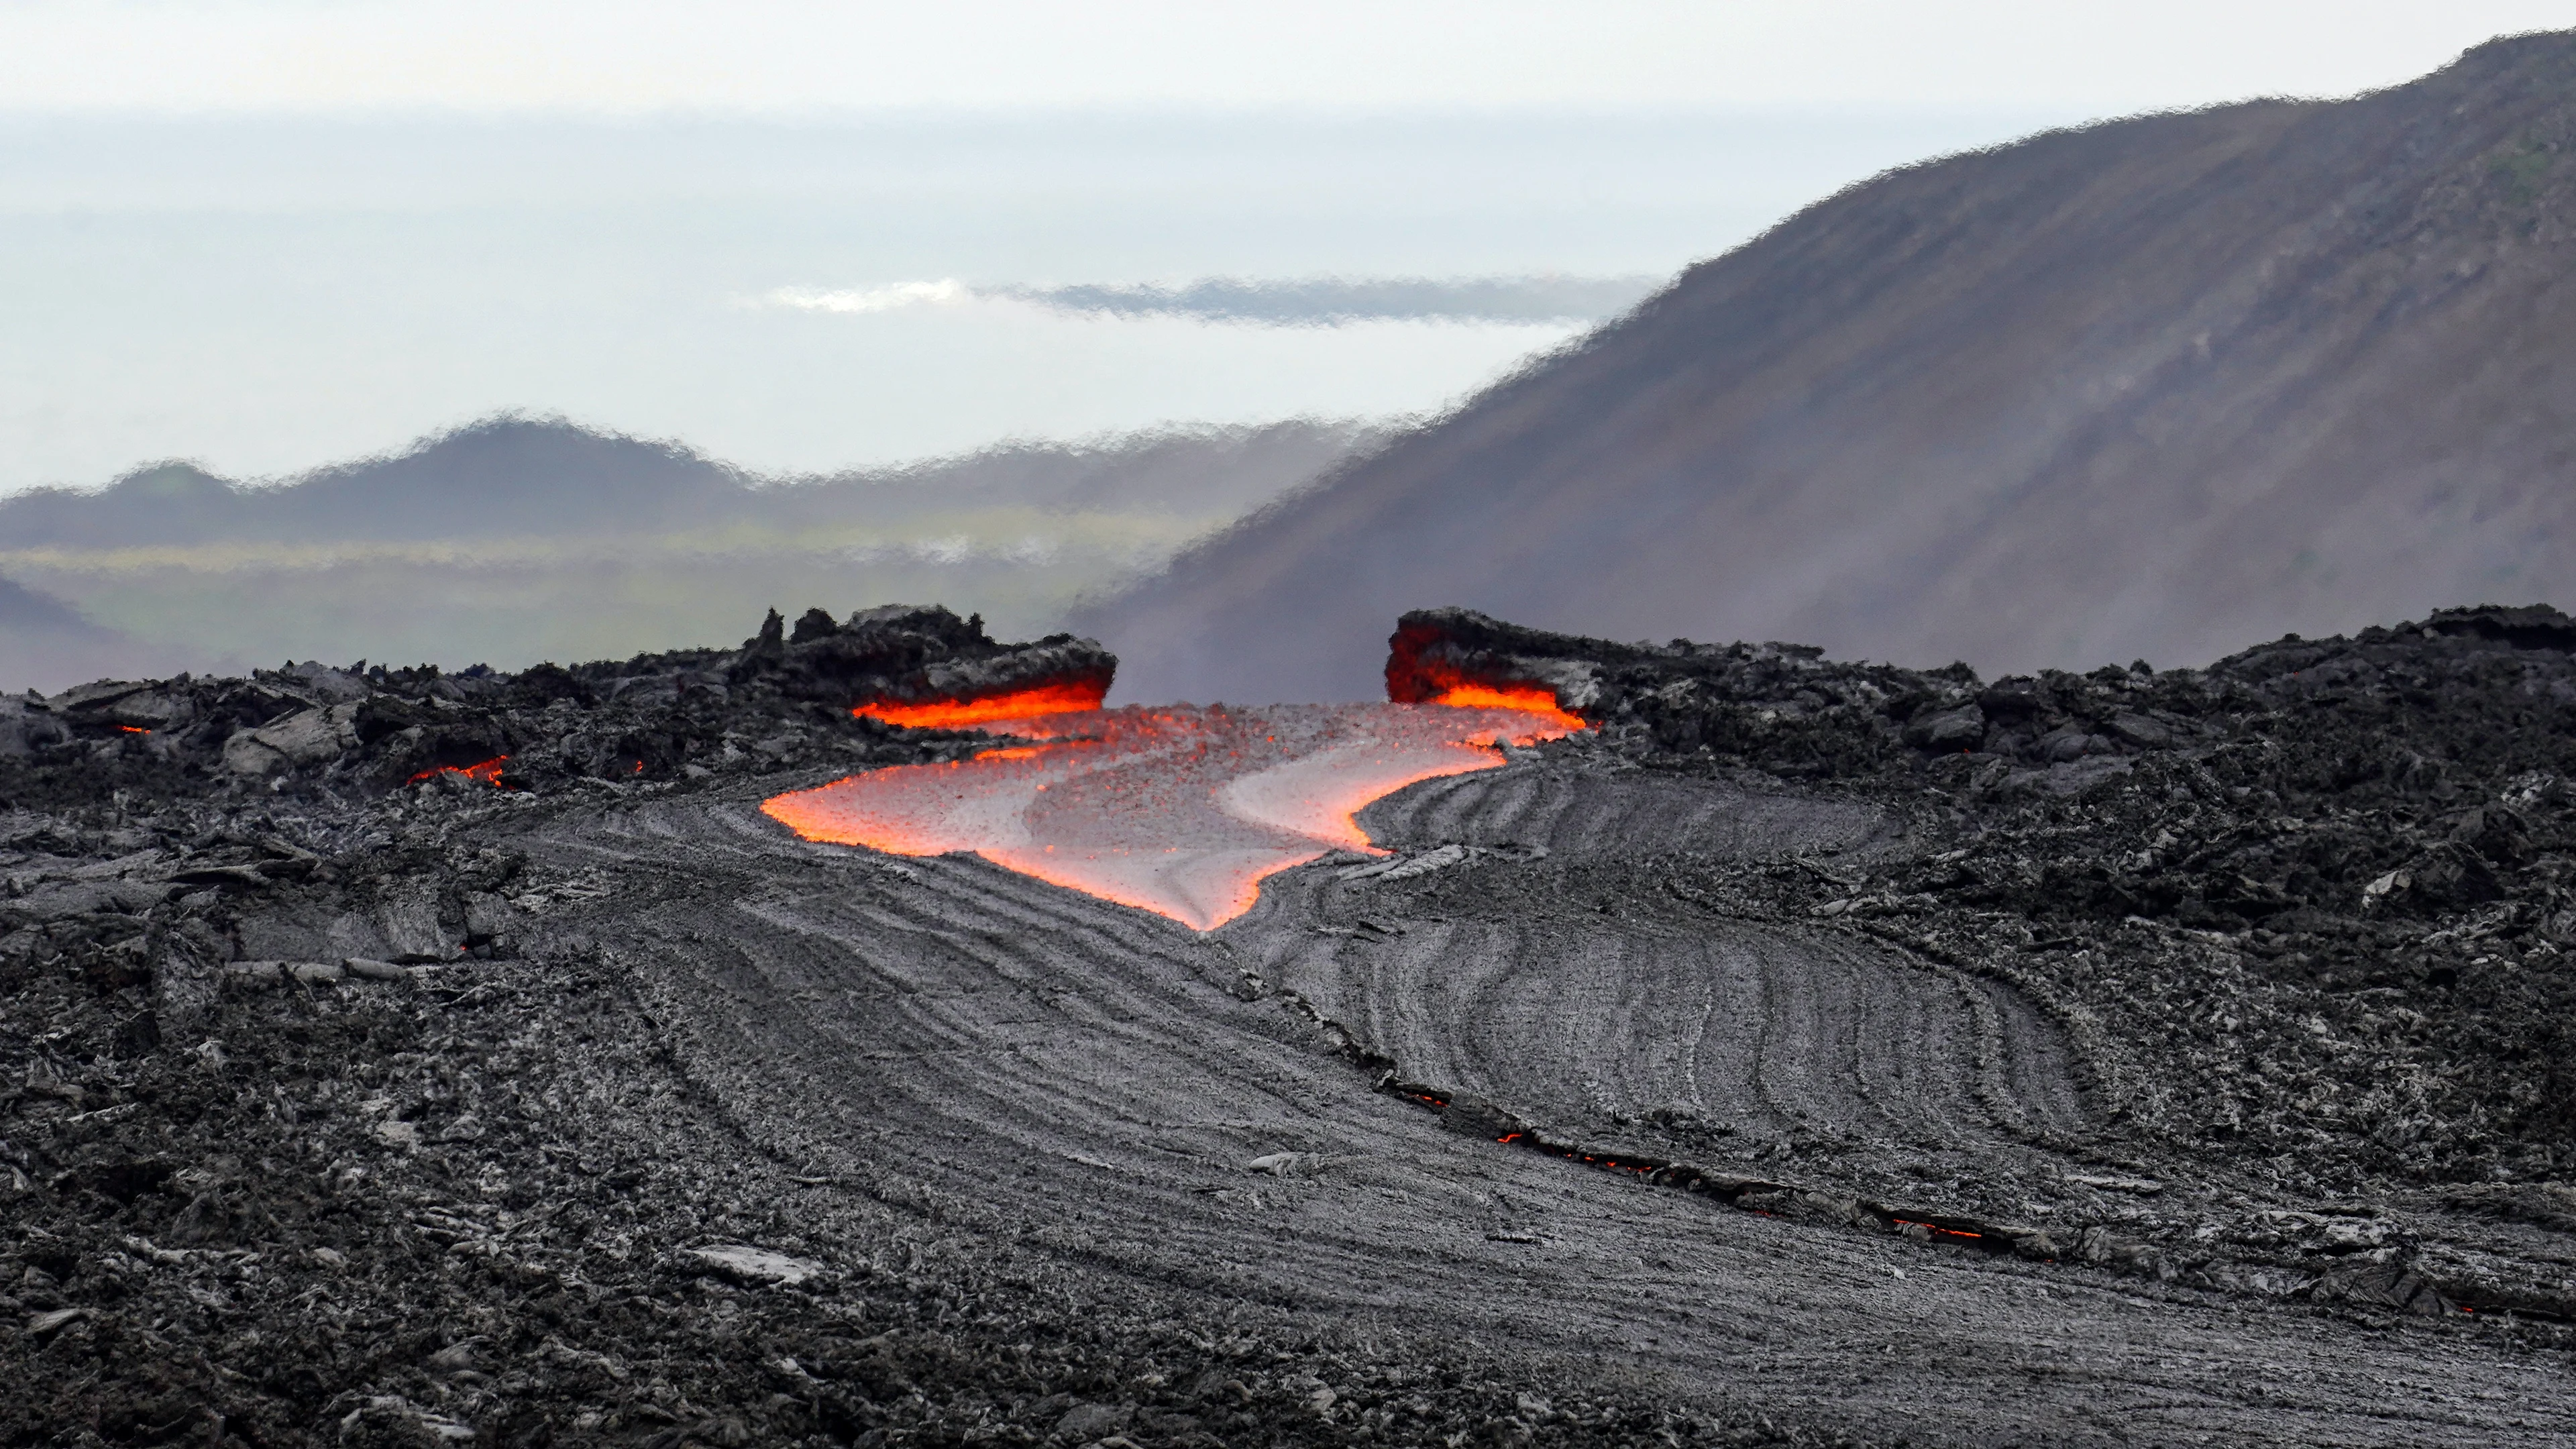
[0,415,1375,692]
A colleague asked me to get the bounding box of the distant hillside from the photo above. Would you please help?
[0,415,1373,549]
[0,416,1374,686]
[0,576,182,695]
[1081,32,2576,703]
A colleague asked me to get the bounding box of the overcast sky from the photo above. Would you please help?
[1,3,2567,494]
[2,1,2568,113]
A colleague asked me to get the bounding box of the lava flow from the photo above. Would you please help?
[764,700,1580,930]
[409,756,509,786]
[851,680,1108,729]
[1416,678,1585,731]
[1382,647,1589,733]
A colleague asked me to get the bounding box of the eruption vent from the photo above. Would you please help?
[764,701,1576,930]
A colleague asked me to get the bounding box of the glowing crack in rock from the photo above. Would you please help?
[1415,680,1586,731]
[850,680,1109,729]
[409,755,509,786]
[763,702,1581,930]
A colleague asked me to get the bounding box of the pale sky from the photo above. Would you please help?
[3,3,2570,494]
[1,1,2568,114]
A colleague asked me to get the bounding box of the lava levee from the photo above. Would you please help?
[763,700,1580,930]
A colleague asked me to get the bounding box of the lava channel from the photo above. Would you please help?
[763,702,1579,930]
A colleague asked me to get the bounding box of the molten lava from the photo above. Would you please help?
[409,756,509,787]
[1417,678,1587,731]
[1383,615,1593,731]
[852,680,1108,729]
[1385,649,1589,733]
[764,702,1576,930]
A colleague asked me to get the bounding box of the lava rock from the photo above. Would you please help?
[0,605,1116,805]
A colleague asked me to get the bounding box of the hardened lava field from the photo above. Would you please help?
[5,604,2575,1447]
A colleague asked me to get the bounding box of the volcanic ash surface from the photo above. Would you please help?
[761,702,1575,928]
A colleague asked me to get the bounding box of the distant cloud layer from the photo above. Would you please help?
[0,2,2555,115]
[761,276,1660,327]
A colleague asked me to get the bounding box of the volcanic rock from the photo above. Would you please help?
[739,603,1116,714]
[1055,1401,1134,1439]
[0,605,1113,804]
[683,1244,824,1287]
[220,703,362,775]
[1385,608,1617,713]
[9,600,2576,1445]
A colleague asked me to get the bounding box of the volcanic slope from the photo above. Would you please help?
[1085,30,2576,701]
[511,765,2570,1446]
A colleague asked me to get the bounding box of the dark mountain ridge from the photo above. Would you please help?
[0,415,1372,692]
[1083,31,2576,703]
[0,414,1373,549]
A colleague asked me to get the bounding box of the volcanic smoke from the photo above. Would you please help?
[763,700,1580,929]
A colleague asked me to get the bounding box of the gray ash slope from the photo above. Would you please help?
[8,604,2576,1447]
[1087,30,2576,702]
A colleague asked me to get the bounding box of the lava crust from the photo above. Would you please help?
[6,604,2576,1446]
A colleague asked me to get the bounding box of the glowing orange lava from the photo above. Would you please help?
[1422,680,1587,731]
[852,680,1108,729]
[1390,654,1590,733]
[409,756,509,786]
[765,702,1575,930]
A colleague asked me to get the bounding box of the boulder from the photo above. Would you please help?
[1906,705,1986,750]
[1384,608,1610,716]
[221,702,362,776]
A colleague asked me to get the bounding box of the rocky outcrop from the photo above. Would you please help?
[743,603,1114,712]
[0,606,1114,804]
[1389,602,2576,801]
[1407,600,2576,1201]
[1384,608,1629,715]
